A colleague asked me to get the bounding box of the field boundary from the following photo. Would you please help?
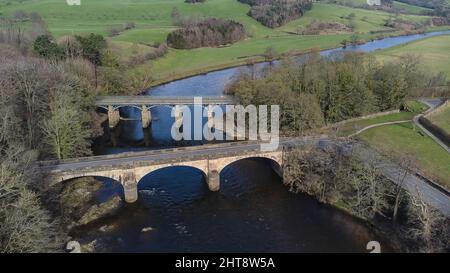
[416,99,450,151]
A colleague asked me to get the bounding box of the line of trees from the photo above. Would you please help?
[239,0,313,28]
[0,147,64,252]
[33,33,107,86]
[0,20,118,252]
[226,52,435,134]
[0,14,168,252]
[0,47,98,160]
[0,48,96,252]
[31,32,155,95]
[167,18,246,49]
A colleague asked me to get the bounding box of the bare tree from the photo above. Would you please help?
[404,188,450,252]
[0,146,64,253]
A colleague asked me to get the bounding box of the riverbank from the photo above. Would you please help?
[283,142,450,252]
[374,34,450,77]
[144,27,450,89]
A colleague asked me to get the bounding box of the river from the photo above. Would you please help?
[79,31,450,253]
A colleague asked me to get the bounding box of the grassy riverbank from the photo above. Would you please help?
[374,35,450,77]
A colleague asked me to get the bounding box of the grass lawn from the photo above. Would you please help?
[279,3,430,34]
[374,35,450,77]
[359,122,450,189]
[335,100,428,136]
[337,111,415,136]
[428,103,450,134]
[1,0,443,84]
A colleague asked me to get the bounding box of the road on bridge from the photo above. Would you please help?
[95,95,235,107]
[39,138,316,173]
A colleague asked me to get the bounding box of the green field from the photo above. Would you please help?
[359,122,450,188]
[1,0,444,84]
[335,100,428,136]
[339,100,450,189]
[374,35,450,77]
[428,104,450,134]
[338,111,415,136]
[279,2,431,34]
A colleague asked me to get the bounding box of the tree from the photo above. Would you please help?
[75,33,106,65]
[42,91,92,160]
[75,33,107,87]
[350,34,359,45]
[264,46,277,63]
[373,62,408,111]
[33,35,64,59]
[57,36,82,59]
[404,189,450,252]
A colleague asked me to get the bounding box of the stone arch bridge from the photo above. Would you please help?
[39,138,323,203]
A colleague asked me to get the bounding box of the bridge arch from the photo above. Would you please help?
[211,155,283,194]
[204,152,283,192]
[51,175,125,203]
[214,153,283,175]
[136,165,209,208]
[133,160,209,181]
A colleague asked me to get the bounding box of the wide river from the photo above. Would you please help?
[83,31,450,252]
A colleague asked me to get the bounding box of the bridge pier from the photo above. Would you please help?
[108,105,120,128]
[123,181,138,203]
[206,169,220,191]
[270,160,283,178]
[141,105,152,129]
